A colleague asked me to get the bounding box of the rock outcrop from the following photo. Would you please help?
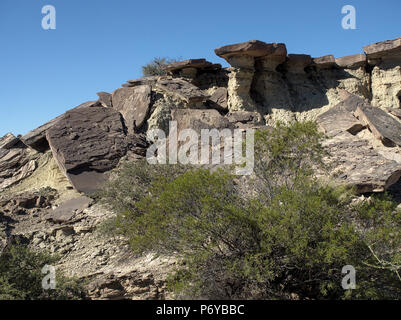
[354,104,401,147]
[2,35,401,300]
[112,85,152,133]
[4,35,400,197]
[0,134,38,191]
[364,37,401,110]
[317,92,401,193]
[97,92,113,108]
[46,106,147,194]
[21,101,101,152]
[164,59,221,81]
[335,54,366,69]
[322,131,401,193]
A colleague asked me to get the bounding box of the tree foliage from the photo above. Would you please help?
[142,57,179,77]
[0,244,87,300]
[100,121,401,299]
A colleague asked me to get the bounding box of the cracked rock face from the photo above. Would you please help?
[317,92,401,193]
[46,106,130,194]
[354,103,401,147]
[322,131,401,193]
[1,190,175,300]
[371,61,401,109]
[21,101,101,153]
[0,137,38,192]
[112,85,152,133]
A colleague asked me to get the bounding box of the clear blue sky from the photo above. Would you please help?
[0,0,400,136]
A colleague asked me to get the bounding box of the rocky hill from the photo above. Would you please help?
[1,36,401,299]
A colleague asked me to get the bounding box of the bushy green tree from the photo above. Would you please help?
[142,57,179,77]
[100,121,401,299]
[0,244,87,300]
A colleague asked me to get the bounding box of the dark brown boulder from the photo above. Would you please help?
[354,104,401,147]
[164,59,214,72]
[317,93,367,136]
[155,77,209,105]
[363,37,401,61]
[312,55,336,69]
[21,115,64,152]
[215,40,286,59]
[46,106,130,193]
[323,132,401,193]
[335,54,366,69]
[112,85,152,133]
[208,87,228,111]
[97,92,113,108]
[21,101,100,152]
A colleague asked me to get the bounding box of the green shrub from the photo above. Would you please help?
[97,159,188,214]
[253,121,328,200]
[0,244,87,300]
[100,121,401,299]
[142,57,179,77]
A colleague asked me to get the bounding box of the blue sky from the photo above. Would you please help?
[0,0,400,136]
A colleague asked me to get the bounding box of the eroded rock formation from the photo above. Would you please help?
[1,35,401,300]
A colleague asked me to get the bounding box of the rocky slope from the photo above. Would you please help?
[1,36,401,299]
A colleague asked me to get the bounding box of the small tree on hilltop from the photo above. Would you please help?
[142,57,179,77]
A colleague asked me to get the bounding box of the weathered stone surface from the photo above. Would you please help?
[0,159,37,191]
[164,59,214,72]
[318,108,362,136]
[208,87,228,111]
[0,141,38,191]
[171,109,232,133]
[0,133,19,150]
[252,66,293,118]
[316,93,367,136]
[354,104,401,147]
[215,41,287,112]
[283,54,312,73]
[387,107,401,119]
[112,85,152,133]
[155,77,209,105]
[0,190,56,215]
[126,77,158,87]
[335,54,366,69]
[370,63,401,109]
[226,66,256,111]
[46,196,92,223]
[363,37,401,60]
[215,40,287,60]
[21,116,64,153]
[97,92,113,108]
[323,131,401,193]
[312,55,336,69]
[46,106,130,194]
[21,101,100,152]
[225,111,263,125]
